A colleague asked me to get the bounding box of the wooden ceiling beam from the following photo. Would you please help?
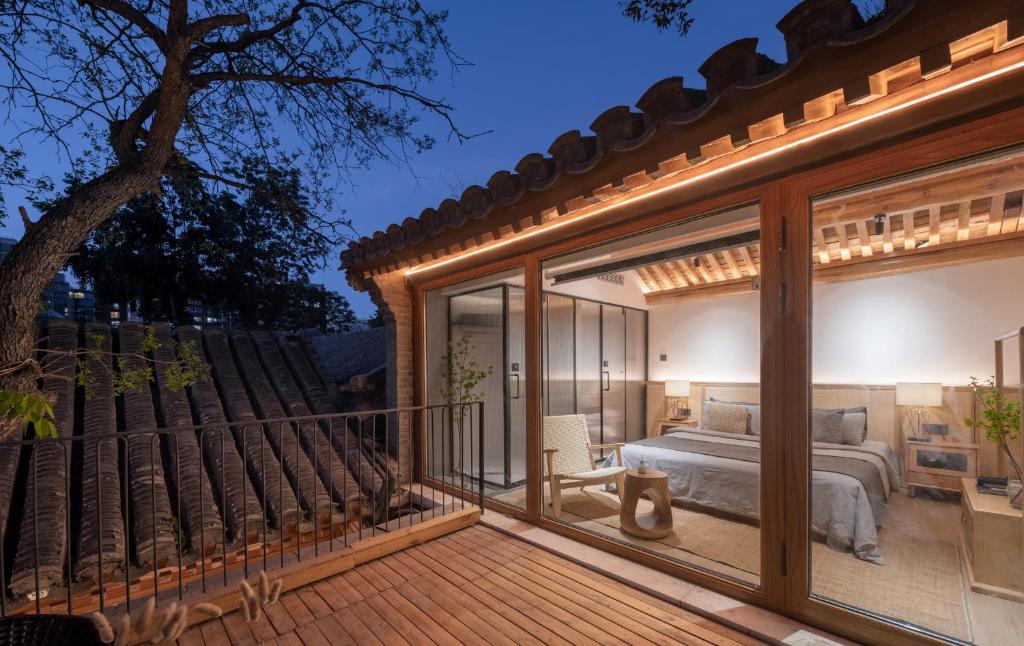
[988,193,1006,235]
[813,226,831,264]
[928,206,941,246]
[854,219,874,257]
[737,246,759,276]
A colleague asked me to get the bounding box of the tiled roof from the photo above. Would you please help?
[339,0,1023,279]
[305,327,387,383]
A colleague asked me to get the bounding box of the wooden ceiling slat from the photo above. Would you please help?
[882,214,894,253]
[956,201,971,241]
[674,259,702,286]
[738,246,759,276]
[854,219,874,257]
[649,263,679,290]
[721,249,742,279]
[835,223,852,261]
[703,254,727,282]
[812,226,831,264]
[988,193,1006,235]
[928,206,941,246]
[902,212,917,250]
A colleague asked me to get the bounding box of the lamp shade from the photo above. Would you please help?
[896,382,942,407]
[665,380,691,398]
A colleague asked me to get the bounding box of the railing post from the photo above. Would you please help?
[478,401,485,512]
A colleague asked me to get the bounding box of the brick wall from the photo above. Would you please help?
[366,270,414,482]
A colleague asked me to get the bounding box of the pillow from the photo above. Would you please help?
[841,406,868,445]
[704,401,750,435]
[811,408,845,444]
[710,398,760,436]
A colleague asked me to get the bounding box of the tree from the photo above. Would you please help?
[620,0,696,35]
[0,1,467,440]
[67,159,357,330]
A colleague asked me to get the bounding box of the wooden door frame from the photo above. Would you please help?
[404,102,1024,646]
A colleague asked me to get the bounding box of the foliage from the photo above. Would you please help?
[62,159,356,330]
[440,332,491,410]
[965,376,1022,480]
[0,389,56,439]
[1,324,209,438]
[0,0,469,207]
[620,0,695,35]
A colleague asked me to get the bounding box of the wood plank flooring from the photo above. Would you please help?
[178,525,764,645]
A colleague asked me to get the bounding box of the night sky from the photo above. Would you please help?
[0,1,874,318]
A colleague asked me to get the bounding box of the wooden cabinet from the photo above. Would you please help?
[959,478,1023,602]
[905,440,977,495]
[652,418,698,437]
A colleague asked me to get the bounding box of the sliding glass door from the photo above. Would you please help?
[807,148,1024,645]
[539,203,763,587]
[424,269,527,508]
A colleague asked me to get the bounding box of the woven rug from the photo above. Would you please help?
[552,490,970,641]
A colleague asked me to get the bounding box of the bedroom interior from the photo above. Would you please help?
[428,149,1024,642]
[340,4,1024,644]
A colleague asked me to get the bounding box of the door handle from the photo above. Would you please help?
[510,373,520,399]
[602,371,610,391]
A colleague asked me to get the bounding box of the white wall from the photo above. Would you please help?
[649,256,1024,386]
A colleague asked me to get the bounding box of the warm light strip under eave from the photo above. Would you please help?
[402,56,1024,278]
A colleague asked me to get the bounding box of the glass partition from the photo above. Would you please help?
[537,203,763,587]
[809,149,1024,644]
[424,268,526,508]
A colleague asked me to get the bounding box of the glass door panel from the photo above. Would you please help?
[809,149,1024,644]
[540,203,761,587]
[424,268,527,509]
[601,304,626,451]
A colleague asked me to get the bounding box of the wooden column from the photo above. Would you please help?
[524,256,543,519]
[759,181,811,611]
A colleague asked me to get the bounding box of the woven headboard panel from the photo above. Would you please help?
[647,381,1009,476]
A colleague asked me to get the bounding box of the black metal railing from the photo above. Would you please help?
[0,402,483,617]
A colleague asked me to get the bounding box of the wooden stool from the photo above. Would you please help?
[620,469,673,539]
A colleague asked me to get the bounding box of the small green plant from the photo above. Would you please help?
[440,332,491,438]
[1,324,210,440]
[0,390,56,439]
[964,376,1022,486]
[440,332,491,409]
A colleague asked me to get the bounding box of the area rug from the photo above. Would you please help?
[551,489,970,641]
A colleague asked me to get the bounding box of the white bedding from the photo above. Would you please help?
[609,428,900,564]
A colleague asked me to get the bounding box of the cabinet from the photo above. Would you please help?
[905,440,977,495]
[960,478,1023,602]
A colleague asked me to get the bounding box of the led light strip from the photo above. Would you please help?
[402,55,1024,278]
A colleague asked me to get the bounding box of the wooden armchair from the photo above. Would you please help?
[542,414,627,519]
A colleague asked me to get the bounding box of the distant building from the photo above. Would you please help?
[1,236,95,321]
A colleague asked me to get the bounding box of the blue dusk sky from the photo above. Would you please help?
[0,1,877,318]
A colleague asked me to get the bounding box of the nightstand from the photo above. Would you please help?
[905,439,977,496]
[653,417,698,437]
[960,478,1023,601]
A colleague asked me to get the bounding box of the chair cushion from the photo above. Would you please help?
[565,466,627,481]
[543,414,598,476]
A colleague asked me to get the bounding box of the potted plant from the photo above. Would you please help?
[440,332,491,473]
[965,376,1022,508]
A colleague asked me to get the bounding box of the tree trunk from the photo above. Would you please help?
[0,40,192,442]
[0,165,161,405]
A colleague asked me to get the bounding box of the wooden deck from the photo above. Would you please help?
[178,524,762,645]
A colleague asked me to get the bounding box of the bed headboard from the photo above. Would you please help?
[647,381,978,458]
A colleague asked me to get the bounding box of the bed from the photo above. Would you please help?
[609,425,900,564]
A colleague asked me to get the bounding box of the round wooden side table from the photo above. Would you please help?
[619,468,673,539]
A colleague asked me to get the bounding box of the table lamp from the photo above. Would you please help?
[896,382,942,441]
[665,380,691,420]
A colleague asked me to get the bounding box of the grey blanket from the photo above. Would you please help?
[633,434,888,506]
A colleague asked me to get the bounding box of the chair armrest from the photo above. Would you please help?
[542,448,559,454]
[590,443,624,450]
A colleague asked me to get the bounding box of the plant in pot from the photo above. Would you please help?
[965,376,1022,508]
[440,332,492,475]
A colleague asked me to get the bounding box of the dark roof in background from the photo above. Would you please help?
[305,328,387,383]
